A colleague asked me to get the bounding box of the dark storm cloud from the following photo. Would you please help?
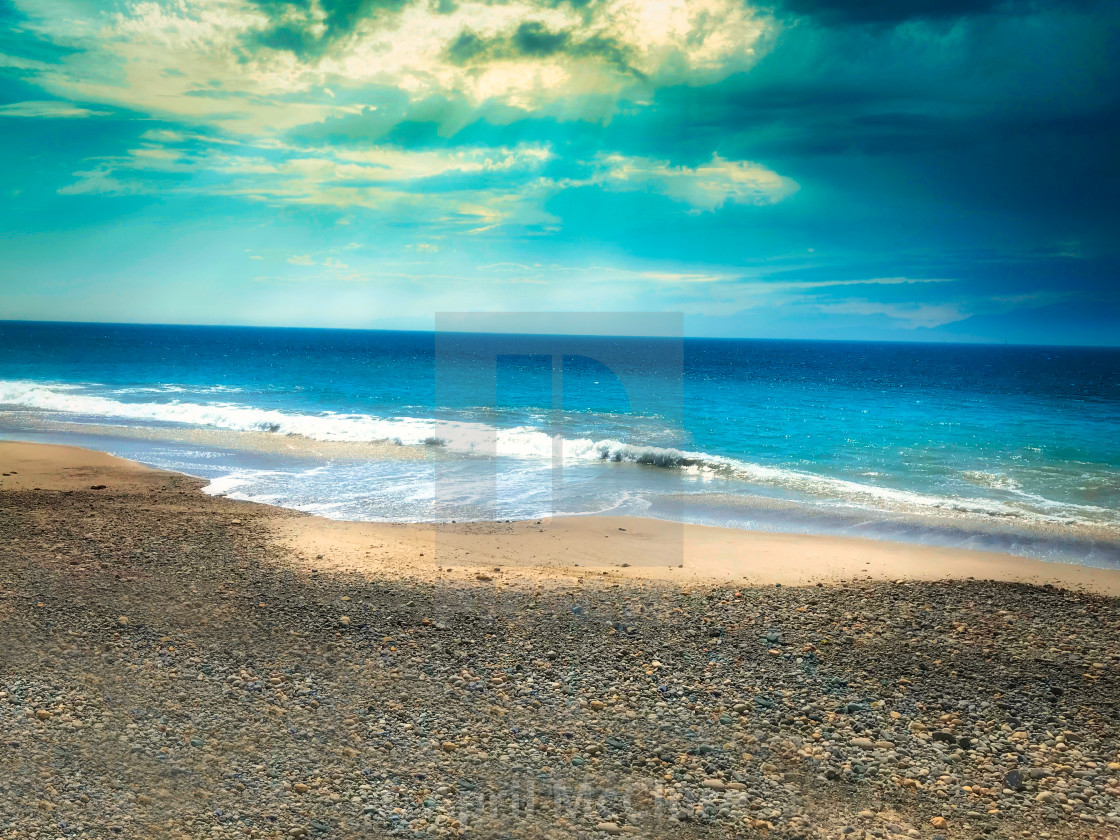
[445,30,487,62]
[777,0,1008,25]
[771,0,1090,25]
[446,21,641,76]
[611,0,1120,252]
[511,20,570,55]
[286,0,1120,266]
[247,0,411,56]
[246,0,634,67]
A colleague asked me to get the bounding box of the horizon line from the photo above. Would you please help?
[1,317,1118,350]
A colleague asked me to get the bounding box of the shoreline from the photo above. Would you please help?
[5,412,1119,555]
[4,439,1120,595]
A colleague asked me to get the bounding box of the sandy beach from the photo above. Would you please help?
[274,508,1120,596]
[2,440,1119,839]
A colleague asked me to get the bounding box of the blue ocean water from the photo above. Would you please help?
[2,320,1118,565]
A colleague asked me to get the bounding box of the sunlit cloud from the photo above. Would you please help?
[594,153,799,210]
[55,127,794,227]
[12,0,773,134]
[13,0,790,234]
[54,132,559,226]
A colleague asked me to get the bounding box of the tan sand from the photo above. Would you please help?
[275,512,1120,595]
[4,439,1119,595]
[0,440,173,491]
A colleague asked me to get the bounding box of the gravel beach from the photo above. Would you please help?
[2,442,1119,840]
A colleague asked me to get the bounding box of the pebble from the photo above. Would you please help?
[4,480,1120,840]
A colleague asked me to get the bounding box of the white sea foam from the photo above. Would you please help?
[110,384,244,396]
[201,471,266,497]
[961,471,1023,493]
[0,379,456,446]
[1,378,1115,531]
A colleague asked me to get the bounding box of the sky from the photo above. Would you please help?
[1,0,1118,343]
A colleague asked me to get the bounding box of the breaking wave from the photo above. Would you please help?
[1,378,1115,532]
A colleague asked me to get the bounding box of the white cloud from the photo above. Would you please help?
[814,301,970,328]
[309,144,554,183]
[17,0,790,232]
[57,135,560,227]
[13,0,775,133]
[810,290,1068,329]
[0,100,110,118]
[769,276,957,290]
[594,153,799,210]
[282,253,352,271]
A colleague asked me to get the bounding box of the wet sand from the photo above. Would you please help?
[5,441,1115,594]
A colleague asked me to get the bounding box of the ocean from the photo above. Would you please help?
[2,320,1118,566]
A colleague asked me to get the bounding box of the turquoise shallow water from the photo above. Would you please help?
[1,321,1118,565]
